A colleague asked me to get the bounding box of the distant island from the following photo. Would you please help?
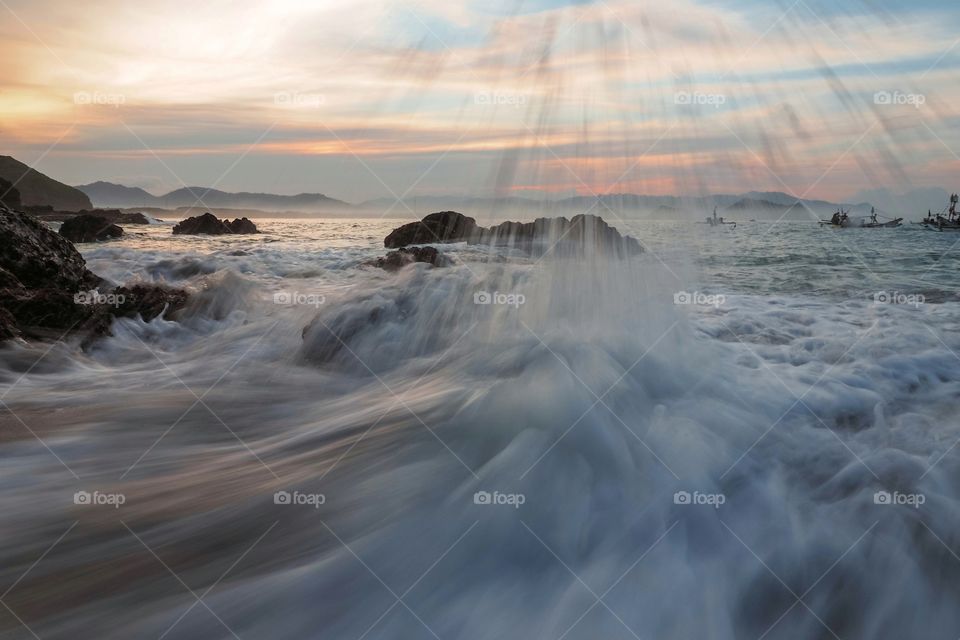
[74,181,353,212]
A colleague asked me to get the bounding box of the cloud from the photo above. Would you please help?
[1,0,958,200]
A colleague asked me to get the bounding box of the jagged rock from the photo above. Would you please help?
[0,207,187,341]
[369,246,450,271]
[172,212,259,235]
[383,211,642,257]
[59,214,124,243]
[0,208,99,292]
[384,211,478,248]
[173,212,229,235]
[478,214,643,257]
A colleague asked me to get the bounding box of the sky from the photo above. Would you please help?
[1,0,959,204]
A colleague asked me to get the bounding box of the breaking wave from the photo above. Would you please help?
[1,221,960,639]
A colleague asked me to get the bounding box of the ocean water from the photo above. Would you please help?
[1,217,959,639]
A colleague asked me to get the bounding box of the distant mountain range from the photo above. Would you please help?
[0,156,92,210]
[72,181,911,220]
[850,187,952,217]
[0,155,948,221]
[355,192,880,220]
[75,181,352,212]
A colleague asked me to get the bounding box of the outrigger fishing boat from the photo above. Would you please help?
[700,207,736,229]
[922,194,960,231]
[820,207,902,228]
[821,208,852,227]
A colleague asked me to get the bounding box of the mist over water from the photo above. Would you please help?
[0,219,957,639]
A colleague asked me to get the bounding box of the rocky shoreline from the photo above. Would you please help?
[0,206,187,342]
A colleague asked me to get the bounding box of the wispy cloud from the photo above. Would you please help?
[1,0,958,201]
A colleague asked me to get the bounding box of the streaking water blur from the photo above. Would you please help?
[1,217,959,639]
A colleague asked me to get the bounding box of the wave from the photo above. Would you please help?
[2,230,960,639]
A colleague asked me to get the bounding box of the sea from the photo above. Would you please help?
[1,216,959,639]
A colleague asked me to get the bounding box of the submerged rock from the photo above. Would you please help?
[369,246,450,271]
[79,284,190,340]
[59,214,124,243]
[173,212,259,235]
[383,211,642,257]
[0,207,187,341]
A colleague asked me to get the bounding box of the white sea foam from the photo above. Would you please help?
[1,220,959,639]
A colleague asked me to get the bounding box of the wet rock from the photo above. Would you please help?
[226,217,258,234]
[173,212,229,235]
[384,211,478,248]
[0,207,99,292]
[369,246,450,271]
[110,284,190,322]
[383,211,642,257]
[173,212,259,235]
[78,209,149,225]
[59,214,124,243]
[0,207,187,341]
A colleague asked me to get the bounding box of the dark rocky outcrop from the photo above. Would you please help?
[74,209,148,225]
[1,207,100,293]
[173,212,259,235]
[226,217,259,234]
[59,214,124,243]
[173,212,228,235]
[368,246,450,271]
[383,211,642,258]
[0,207,187,342]
[384,211,479,248]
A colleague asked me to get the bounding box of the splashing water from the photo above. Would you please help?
[0,218,959,639]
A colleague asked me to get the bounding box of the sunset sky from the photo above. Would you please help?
[1,0,959,203]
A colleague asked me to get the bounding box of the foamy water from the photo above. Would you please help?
[1,217,959,639]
